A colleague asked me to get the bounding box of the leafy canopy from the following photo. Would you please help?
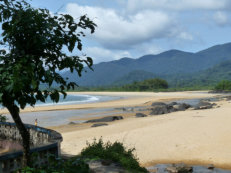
[122,78,168,91]
[214,80,231,91]
[0,0,96,109]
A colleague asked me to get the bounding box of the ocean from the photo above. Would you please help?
[2,94,122,127]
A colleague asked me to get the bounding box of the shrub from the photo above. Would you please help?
[81,138,148,173]
[20,139,148,172]
[0,114,7,122]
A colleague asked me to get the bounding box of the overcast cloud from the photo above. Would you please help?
[55,0,231,63]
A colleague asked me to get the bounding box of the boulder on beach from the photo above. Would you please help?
[173,103,191,111]
[194,101,216,110]
[150,102,192,115]
[150,105,172,115]
[68,122,77,125]
[135,113,148,117]
[168,102,178,106]
[86,116,123,123]
[91,123,108,127]
[151,102,167,106]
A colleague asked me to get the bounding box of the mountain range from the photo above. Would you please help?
[61,42,231,87]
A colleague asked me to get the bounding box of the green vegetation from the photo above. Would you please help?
[20,139,148,173]
[0,0,96,166]
[72,78,168,92]
[121,78,168,91]
[214,80,231,91]
[0,114,7,122]
[64,59,231,91]
[81,138,147,172]
[61,43,231,87]
[112,70,156,86]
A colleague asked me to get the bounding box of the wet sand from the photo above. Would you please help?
[49,91,231,169]
[59,97,231,169]
[3,91,231,169]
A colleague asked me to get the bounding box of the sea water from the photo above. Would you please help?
[36,94,100,106]
[2,94,122,127]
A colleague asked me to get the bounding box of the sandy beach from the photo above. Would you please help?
[0,91,217,114]
[3,91,231,169]
[53,91,231,169]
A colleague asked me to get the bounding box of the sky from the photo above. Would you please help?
[31,0,231,64]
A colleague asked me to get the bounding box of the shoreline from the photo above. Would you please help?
[3,91,231,169]
[58,96,231,169]
[53,91,231,170]
[0,91,218,114]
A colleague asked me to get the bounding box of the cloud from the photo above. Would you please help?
[65,3,185,49]
[178,32,193,41]
[127,0,229,12]
[213,11,229,26]
[83,47,131,64]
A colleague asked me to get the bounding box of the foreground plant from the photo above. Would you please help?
[20,139,148,173]
[81,138,148,173]
[0,0,96,166]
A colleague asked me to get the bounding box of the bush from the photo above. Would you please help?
[0,114,7,122]
[20,139,148,173]
[81,138,148,173]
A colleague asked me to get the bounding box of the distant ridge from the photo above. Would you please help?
[61,42,231,87]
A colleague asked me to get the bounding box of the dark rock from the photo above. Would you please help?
[207,164,215,170]
[174,103,191,111]
[151,102,167,106]
[177,166,193,173]
[168,102,178,106]
[150,105,169,115]
[91,123,108,127]
[68,122,77,125]
[86,116,123,123]
[194,101,216,110]
[135,113,148,117]
[150,103,177,115]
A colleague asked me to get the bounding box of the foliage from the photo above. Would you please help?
[0,0,96,166]
[112,70,156,86]
[19,139,147,173]
[81,138,148,173]
[121,78,168,91]
[0,114,7,122]
[0,0,96,109]
[214,80,231,90]
[19,154,89,173]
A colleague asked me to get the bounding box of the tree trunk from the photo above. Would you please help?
[6,104,31,167]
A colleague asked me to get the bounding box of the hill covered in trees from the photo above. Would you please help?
[62,42,231,88]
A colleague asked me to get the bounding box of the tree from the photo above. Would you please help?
[0,0,96,166]
[214,80,231,90]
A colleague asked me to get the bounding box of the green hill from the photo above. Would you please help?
[61,42,231,87]
[165,60,231,88]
